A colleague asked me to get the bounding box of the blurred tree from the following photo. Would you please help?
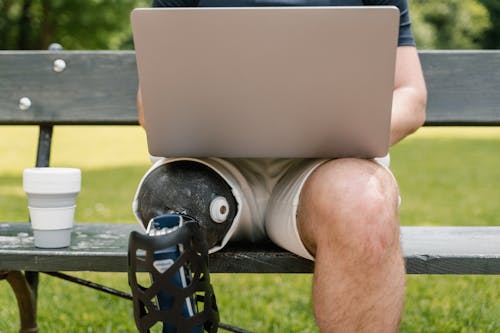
[409,0,492,49]
[477,0,500,48]
[0,0,149,50]
[0,0,497,50]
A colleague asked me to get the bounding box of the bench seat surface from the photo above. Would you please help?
[1,223,499,274]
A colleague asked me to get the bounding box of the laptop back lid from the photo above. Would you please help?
[131,6,399,158]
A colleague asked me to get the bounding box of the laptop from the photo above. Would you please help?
[131,6,399,158]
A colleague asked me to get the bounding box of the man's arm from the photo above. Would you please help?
[390,45,427,145]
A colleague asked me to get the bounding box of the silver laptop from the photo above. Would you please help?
[131,6,399,158]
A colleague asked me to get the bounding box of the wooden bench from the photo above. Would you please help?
[1,50,500,332]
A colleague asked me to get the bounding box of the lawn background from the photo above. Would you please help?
[0,126,499,332]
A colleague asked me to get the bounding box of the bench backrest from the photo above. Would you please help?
[1,50,500,125]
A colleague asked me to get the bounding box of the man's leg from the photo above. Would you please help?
[133,158,250,253]
[297,158,405,332]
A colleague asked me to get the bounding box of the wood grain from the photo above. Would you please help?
[1,51,500,125]
[1,223,499,274]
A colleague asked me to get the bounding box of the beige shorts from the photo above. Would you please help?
[138,156,393,260]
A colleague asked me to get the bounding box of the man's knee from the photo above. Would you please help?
[297,158,400,260]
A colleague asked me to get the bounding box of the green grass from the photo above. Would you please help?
[0,126,499,332]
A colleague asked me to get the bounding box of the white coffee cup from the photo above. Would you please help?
[23,167,81,248]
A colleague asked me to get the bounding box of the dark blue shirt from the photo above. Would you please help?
[152,0,415,46]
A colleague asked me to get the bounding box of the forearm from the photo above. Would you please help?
[390,86,426,145]
[389,46,427,146]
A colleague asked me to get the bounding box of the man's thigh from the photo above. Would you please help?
[265,157,398,260]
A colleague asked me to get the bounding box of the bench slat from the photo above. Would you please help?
[421,51,500,125]
[1,51,500,125]
[0,51,138,125]
[1,223,499,274]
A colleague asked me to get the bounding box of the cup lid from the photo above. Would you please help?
[23,168,81,194]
